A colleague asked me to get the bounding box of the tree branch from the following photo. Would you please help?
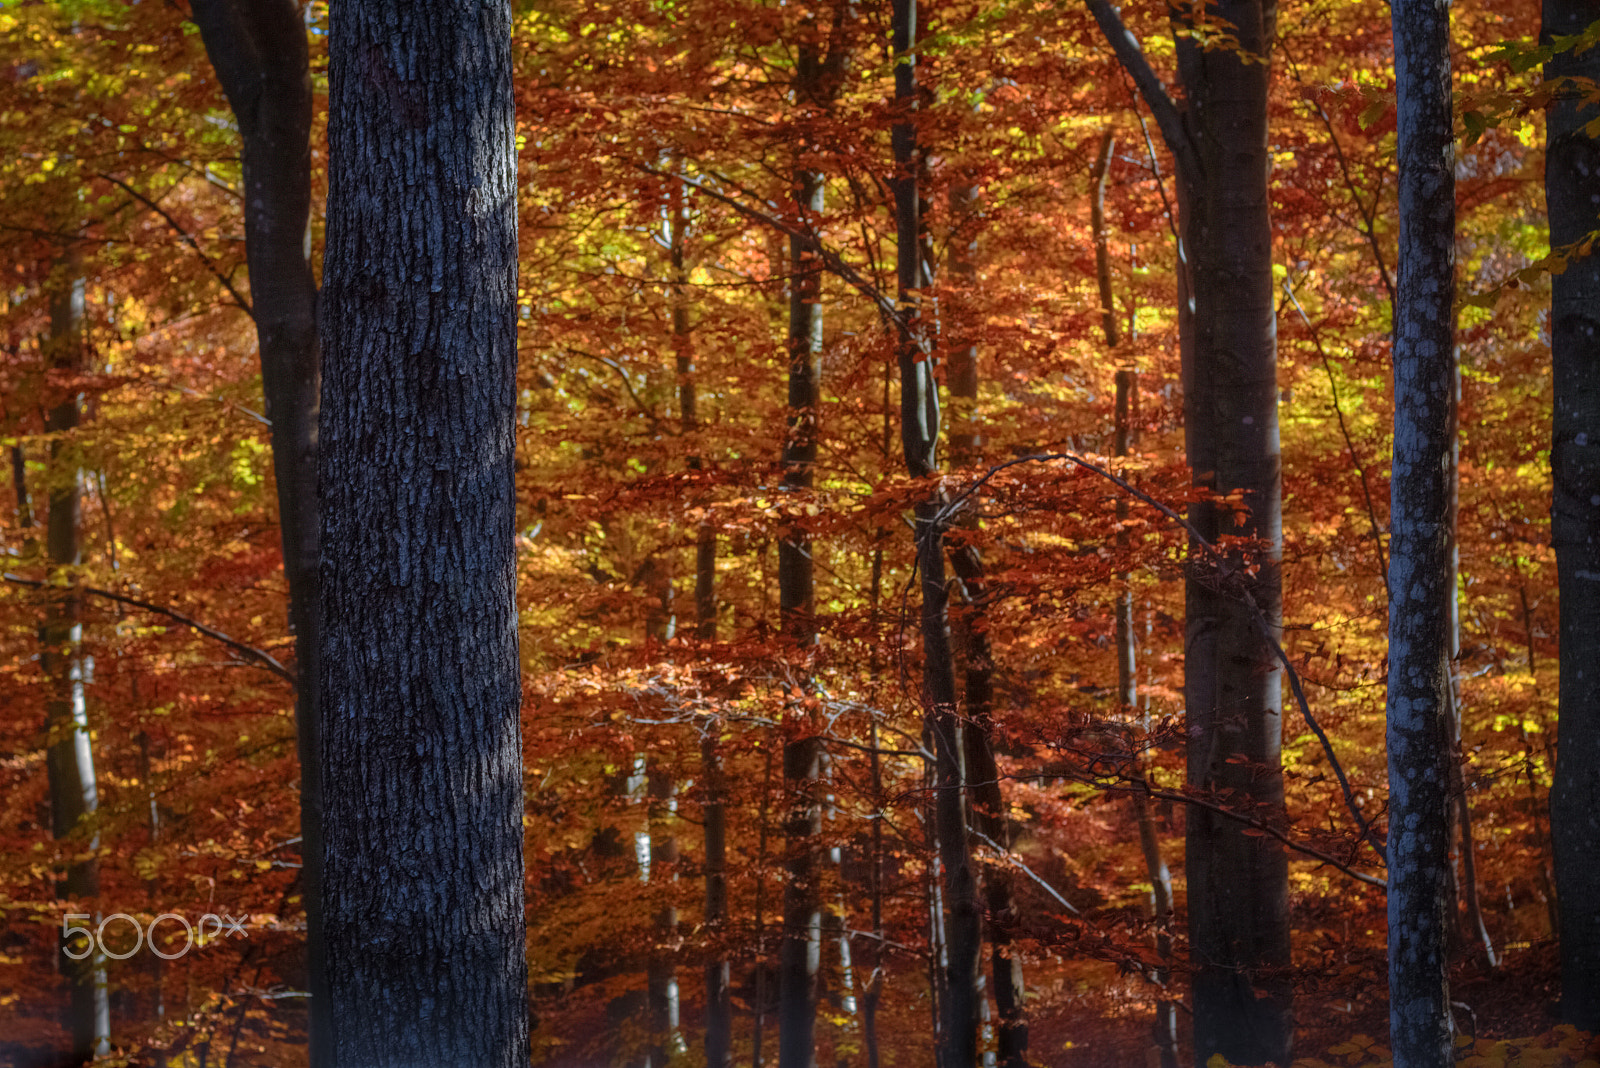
[939,452,1389,864]
[3,572,294,684]
[1083,0,1199,182]
[95,173,255,319]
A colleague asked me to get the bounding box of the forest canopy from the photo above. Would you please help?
[0,0,1588,1067]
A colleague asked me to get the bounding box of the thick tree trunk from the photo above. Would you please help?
[1082,3,1288,1058]
[187,5,327,1059]
[1169,5,1291,1063]
[1545,0,1600,1032]
[317,4,528,1065]
[1387,2,1457,1064]
[42,269,110,1065]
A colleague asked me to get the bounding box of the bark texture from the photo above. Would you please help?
[188,4,327,1058]
[1545,0,1600,1032]
[42,269,110,1064]
[318,3,528,1065]
[1387,2,1457,1064]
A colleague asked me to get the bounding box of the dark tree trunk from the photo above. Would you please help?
[703,734,732,1068]
[777,152,824,1068]
[892,1,981,1063]
[1085,1,1289,1061]
[187,5,327,1059]
[1172,5,1290,1062]
[1546,0,1600,1032]
[778,19,848,1063]
[1387,2,1457,1064]
[42,269,110,1064]
[317,3,528,1065]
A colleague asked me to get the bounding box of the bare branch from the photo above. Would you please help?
[95,173,255,319]
[1083,0,1198,182]
[940,452,1388,864]
[3,572,294,684]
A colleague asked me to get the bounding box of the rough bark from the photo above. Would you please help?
[1545,0,1600,1032]
[317,3,528,1065]
[1387,2,1457,1064]
[42,269,110,1064]
[1085,2,1290,1061]
[187,4,327,1059]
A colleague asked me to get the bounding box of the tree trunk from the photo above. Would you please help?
[703,734,732,1068]
[1387,2,1457,1063]
[892,2,981,1063]
[1172,4,1291,1060]
[1114,367,1179,1068]
[187,5,327,1059]
[1545,0,1600,1032]
[42,268,110,1065]
[648,768,683,1067]
[1083,4,1289,1058]
[317,3,528,1064]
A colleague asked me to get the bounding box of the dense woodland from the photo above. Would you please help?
[1,0,1596,1066]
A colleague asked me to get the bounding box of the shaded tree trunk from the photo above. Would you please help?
[1545,0,1600,1032]
[317,3,528,1065]
[1386,2,1457,1063]
[703,733,732,1068]
[186,5,327,1060]
[778,19,848,1066]
[1085,2,1289,1061]
[42,268,110,1065]
[892,1,981,1063]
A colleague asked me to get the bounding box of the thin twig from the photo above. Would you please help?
[95,173,254,318]
[939,452,1388,863]
[3,572,294,684]
[1283,276,1390,595]
[970,828,1082,913]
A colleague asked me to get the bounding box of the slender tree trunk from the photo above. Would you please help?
[187,7,327,1059]
[754,746,775,1068]
[1445,326,1496,972]
[1114,367,1179,1068]
[946,115,1026,1068]
[317,3,528,1064]
[891,2,980,1063]
[42,268,110,1065]
[1091,131,1119,350]
[648,770,683,1067]
[777,155,824,1068]
[1545,0,1600,1031]
[1387,2,1457,1063]
[703,734,732,1068]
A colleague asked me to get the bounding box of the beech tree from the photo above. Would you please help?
[1545,0,1600,1033]
[1085,1,1291,1061]
[187,3,327,1059]
[317,2,528,1064]
[1386,0,1457,1064]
